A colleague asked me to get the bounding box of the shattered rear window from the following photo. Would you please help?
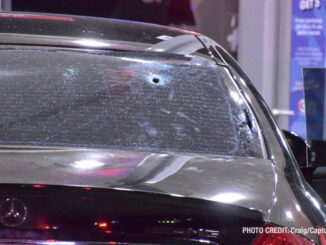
[0,46,263,157]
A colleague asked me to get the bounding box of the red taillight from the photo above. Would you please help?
[253,225,314,245]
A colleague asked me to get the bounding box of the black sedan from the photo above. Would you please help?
[0,12,324,245]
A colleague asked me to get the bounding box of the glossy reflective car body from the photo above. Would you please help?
[0,12,325,245]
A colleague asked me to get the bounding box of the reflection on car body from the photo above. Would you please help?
[0,12,325,245]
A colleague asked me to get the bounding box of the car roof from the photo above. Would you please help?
[0,12,199,51]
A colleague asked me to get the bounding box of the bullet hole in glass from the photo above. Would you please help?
[152,77,160,84]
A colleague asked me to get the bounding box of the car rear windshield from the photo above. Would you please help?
[0,46,264,157]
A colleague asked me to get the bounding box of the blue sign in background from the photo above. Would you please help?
[303,68,325,140]
[290,0,326,138]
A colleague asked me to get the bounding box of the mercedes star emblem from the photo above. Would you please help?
[0,198,28,227]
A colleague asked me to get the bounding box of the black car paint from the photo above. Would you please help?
[0,184,264,245]
[0,11,325,245]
